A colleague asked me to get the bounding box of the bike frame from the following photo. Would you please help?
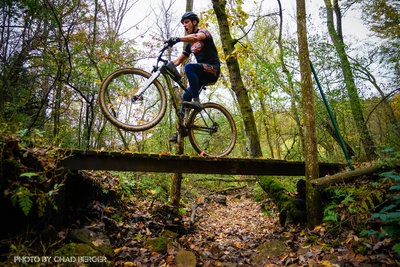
[99,44,236,156]
[160,66,190,120]
[134,46,195,124]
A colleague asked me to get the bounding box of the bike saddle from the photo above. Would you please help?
[199,81,216,92]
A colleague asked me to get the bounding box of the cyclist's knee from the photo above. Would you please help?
[184,63,194,74]
[185,63,202,73]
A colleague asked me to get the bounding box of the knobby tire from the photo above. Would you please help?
[98,68,167,132]
[188,102,236,157]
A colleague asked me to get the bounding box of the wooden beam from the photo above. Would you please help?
[60,150,344,176]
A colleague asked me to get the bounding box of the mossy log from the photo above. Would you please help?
[257,176,306,226]
[311,162,399,188]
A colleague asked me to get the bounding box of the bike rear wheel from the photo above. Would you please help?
[99,68,167,131]
[188,102,236,157]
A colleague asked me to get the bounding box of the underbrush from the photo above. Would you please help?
[322,150,400,257]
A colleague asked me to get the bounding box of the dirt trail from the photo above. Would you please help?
[181,195,281,265]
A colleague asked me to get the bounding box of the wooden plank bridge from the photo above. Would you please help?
[61,150,344,176]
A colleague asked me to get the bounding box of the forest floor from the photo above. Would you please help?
[108,186,399,266]
[1,139,399,266]
[2,180,400,266]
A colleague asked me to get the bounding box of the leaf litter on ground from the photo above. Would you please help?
[111,186,400,266]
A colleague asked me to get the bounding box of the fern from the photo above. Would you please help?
[393,243,400,255]
[18,194,33,216]
[323,204,338,222]
[364,170,400,256]
[13,186,33,216]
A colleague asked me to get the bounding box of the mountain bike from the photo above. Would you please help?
[98,45,237,157]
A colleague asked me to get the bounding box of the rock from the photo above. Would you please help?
[144,236,169,252]
[212,194,227,205]
[54,242,102,257]
[53,242,110,266]
[162,229,179,238]
[252,239,289,266]
[174,250,196,267]
[70,228,113,257]
[297,246,310,255]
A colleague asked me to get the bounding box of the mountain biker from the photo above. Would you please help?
[165,11,221,143]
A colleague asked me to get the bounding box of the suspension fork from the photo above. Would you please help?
[132,70,161,100]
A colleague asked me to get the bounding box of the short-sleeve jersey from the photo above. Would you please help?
[182,28,220,67]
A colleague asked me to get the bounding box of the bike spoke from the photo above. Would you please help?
[99,68,167,131]
[188,103,236,157]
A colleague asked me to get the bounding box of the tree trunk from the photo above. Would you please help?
[257,176,307,226]
[321,120,356,158]
[277,0,306,156]
[169,0,193,211]
[296,0,322,228]
[53,81,62,139]
[259,97,275,158]
[211,0,262,158]
[169,138,184,210]
[354,62,400,138]
[212,0,307,226]
[324,0,377,160]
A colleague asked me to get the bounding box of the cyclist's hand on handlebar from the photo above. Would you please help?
[165,37,180,47]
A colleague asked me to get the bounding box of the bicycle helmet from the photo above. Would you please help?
[181,11,199,24]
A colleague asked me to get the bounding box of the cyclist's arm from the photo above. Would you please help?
[172,32,206,66]
[173,53,187,67]
[179,32,206,43]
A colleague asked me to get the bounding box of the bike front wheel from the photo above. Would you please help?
[188,102,237,157]
[99,68,167,131]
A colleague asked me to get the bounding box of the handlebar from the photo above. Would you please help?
[150,43,182,80]
[151,43,170,72]
[158,44,169,64]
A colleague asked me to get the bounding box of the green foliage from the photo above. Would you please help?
[11,186,33,216]
[133,234,145,242]
[104,172,170,203]
[379,148,400,166]
[252,184,267,202]
[323,178,393,225]
[36,183,63,217]
[357,0,400,77]
[178,208,187,214]
[18,129,45,147]
[111,214,124,223]
[9,240,35,258]
[11,172,63,216]
[323,187,355,222]
[393,243,400,255]
[362,170,400,255]
[324,204,339,222]
[20,172,40,179]
[370,171,400,223]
